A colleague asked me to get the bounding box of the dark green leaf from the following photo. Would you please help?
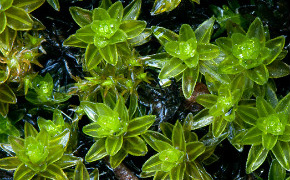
[158,57,187,79]
[0,0,12,11]
[182,66,199,99]
[110,148,127,168]
[197,43,220,60]
[212,116,227,137]
[0,157,22,170]
[245,65,269,85]
[69,6,93,27]
[172,121,186,151]
[0,11,7,34]
[169,162,185,180]
[196,94,217,108]
[47,145,64,165]
[268,159,286,180]
[195,17,215,43]
[179,24,195,42]
[160,122,174,139]
[246,145,268,174]
[108,1,123,22]
[215,37,232,54]
[85,138,108,162]
[186,142,205,161]
[13,164,36,180]
[126,115,155,137]
[73,162,90,180]
[54,154,80,169]
[99,44,118,65]
[13,0,45,13]
[120,20,146,39]
[39,164,68,180]
[262,133,277,150]
[190,109,214,130]
[105,135,123,156]
[63,34,88,48]
[152,26,178,45]
[124,136,147,156]
[5,6,33,30]
[142,130,172,152]
[256,96,275,117]
[114,97,129,122]
[246,17,265,45]
[142,153,163,172]
[264,36,285,65]
[24,122,37,138]
[0,84,17,104]
[267,61,290,78]
[272,141,290,171]
[237,106,258,125]
[47,0,60,11]
[123,0,141,20]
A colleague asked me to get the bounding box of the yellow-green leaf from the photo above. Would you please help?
[5,6,33,30]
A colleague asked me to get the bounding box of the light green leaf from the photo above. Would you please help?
[212,116,227,138]
[69,6,93,27]
[195,17,215,43]
[85,138,108,162]
[39,164,68,180]
[268,61,290,78]
[126,115,155,137]
[152,26,178,45]
[105,135,123,156]
[14,163,36,180]
[47,0,60,11]
[123,0,141,20]
[278,125,290,142]
[153,140,173,152]
[151,0,181,15]
[276,92,290,113]
[85,44,103,70]
[110,148,127,168]
[47,145,64,165]
[179,24,195,42]
[199,61,230,85]
[13,0,45,13]
[142,153,163,172]
[128,28,152,46]
[236,106,258,125]
[186,142,205,161]
[160,122,174,139]
[0,0,13,11]
[8,136,24,155]
[190,109,214,130]
[198,43,220,60]
[54,154,80,169]
[108,29,127,44]
[120,20,146,39]
[124,136,147,156]
[218,56,244,74]
[82,122,101,138]
[49,129,70,148]
[99,44,118,65]
[182,67,199,99]
[5,6,33,30]
[241,127,263,145]
[108,1,123,22]
[24,122,37,138]
[0,12,6,34]
[128,93,138,119]
[142,130,172,152]
[245,64,269,85]
[272,141,290,171]
[63,34,88,48]
[169,162,185,180]
[268,159,286,180]
[172,121,186,151]
[114,96,129,122]
[153,171,169,180]
[196,94,217,108]
[99,0,112,10]
[256,96,275,117]
[75,24,95,44]
[0,84,17,104]
[159,57,187,79]
[215,37,232,54]
[92,8,110,21]
[264,36,286,65]
[246,145,268,174]
[73,162,90,180]
[80,101,99,121]
[0,157,22,170]
[246,17,265,45]
[262,133,278,150]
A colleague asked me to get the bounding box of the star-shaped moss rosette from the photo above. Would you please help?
[216,17,288,85]
[0,122,80,180]
[140,121,213,180]
[80,97,155,168]
[232,93,290,174]
[63,0,149,67]
[151,17,220,99]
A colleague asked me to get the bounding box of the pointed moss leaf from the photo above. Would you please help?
[189,109,214,130]
[0,157,22,170]
[196,94,217,108]
[13,164,36,180]
[185,161,212,180]
[73,162,90,180]
[199,61,231,85]
[142,130,172,152]
[154,171,169,179]
[110,148,127,168]
[0,0,12,11]
[114,97,129,122]
[13,0,45,13]
[278,125,290,142]
[215,37,232,54]
[276,92,290,113]
[172,121,186,151]
[272,141,290,171]
[0,84,17,104]
[151,0,181,15]
[38,164,68,180]
[124,136,147,156]
[99,0,112,10]
[198,43,220,60]
[105,135,123,156]
[164,41,180,57]
[182,66,199,99]
[268,61,290,78]
[109,29,127,44]
[120,20,146,39]
[236,106,258,125]
[47,0,60,11]
[47,145,64,165]
[63,34,88,48]
[268,159,286,180]
[142,153,163,172]
[246,17,265,44]
[128,93,138,119]
[212,116,227,138]
[195,17,215,43]
[5,6,33,30]
[75,25,95,44]
[187,142,205,161]
[24,122,37,138]
[218,56,244,74]
[240,127,262,145]
[160,122,174,139]
[245,65,269,85]
[169,162,185,180]
[82,122,102,138]
[92,8,110,21]
[85,44,103,70]
[159,57,187,79]
[108,1,123,22]
[80,101,99,121]
[262,133,278,150]
[99,44,118,65]
[69,6,92,27]
[225,20,246,37]
[54,154,80,169]
[50,129,70,148]
[246,145,269,174]
[153,140,173,152]
[0,11,7,34]
[85,138,107,162]
[123,0,141,20]
[256,96,275,117]
[179,24,195,42]
[128,28,152,46]
[152,26,178,45]
[126,115,155,137]
[264,36,286,65]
